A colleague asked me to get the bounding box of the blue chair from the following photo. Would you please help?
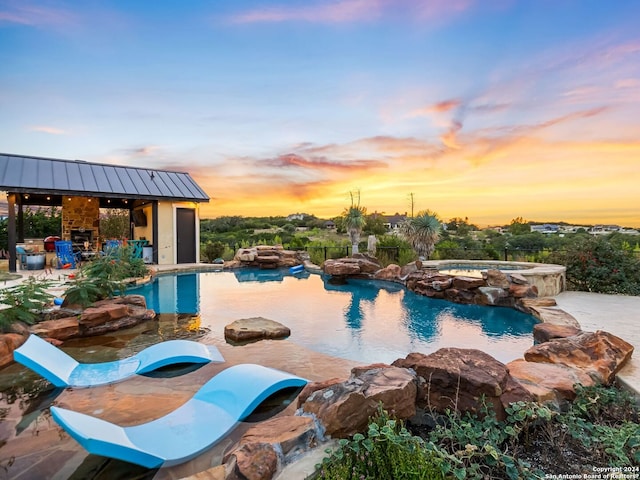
[127,239,148,259]
[103,239,122,256]
[54,240,79,269]
[16,246,28,270]
[50,364,308,468]
[13,334,225,388]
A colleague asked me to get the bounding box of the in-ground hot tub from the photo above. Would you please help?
[422,259,566,297]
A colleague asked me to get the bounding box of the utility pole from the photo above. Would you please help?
[408,192,415,218]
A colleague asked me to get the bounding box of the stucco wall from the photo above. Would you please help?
[156,202,175,264]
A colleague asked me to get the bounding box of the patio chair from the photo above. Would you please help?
[16,246,28,270]
[13,334,225,388]
[54,240,79,269]
[127,239,149,259]
[50,364,308,468]
[103,239,122,256]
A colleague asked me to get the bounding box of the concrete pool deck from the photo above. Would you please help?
[554,291,640,395]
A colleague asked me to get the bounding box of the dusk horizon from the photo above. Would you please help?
[1,1,639,227]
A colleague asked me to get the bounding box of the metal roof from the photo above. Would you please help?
[0,153,209,202]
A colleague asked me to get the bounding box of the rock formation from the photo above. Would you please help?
[299,365,417,438]
[224,317,291,343]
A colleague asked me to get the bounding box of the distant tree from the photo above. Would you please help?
[364,214,387,236]
[509,217,531,235]
[23,206,62,238]
[401,210,442,260]
[446,216,477,235]
[100,209,130,241]
[343,190,367,255]
[507,232,546,251]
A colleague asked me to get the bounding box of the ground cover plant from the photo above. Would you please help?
[316,385,640,479]
[0,276,53,332]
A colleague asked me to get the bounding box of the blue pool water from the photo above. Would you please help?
[128,269,538,364]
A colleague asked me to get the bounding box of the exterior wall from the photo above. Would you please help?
[61,196,100,250]
[132,204,153,243]
[127,201,202,265]
[156,202,175,264]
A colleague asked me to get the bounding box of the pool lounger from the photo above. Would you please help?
[13,334,225,388]
[50,363,308,468]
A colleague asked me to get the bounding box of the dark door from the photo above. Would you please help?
[176,208,196,263]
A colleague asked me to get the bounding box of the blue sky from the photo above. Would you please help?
[1,0,639,225]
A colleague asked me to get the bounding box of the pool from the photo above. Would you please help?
[128,269,539,365]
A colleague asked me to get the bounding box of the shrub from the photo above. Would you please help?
[202,241,226,263]
[549,236,640,294]
[0,276,53,332]
[63,245,149,307]
[317,408,444,480]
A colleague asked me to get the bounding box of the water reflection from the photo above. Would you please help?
[233,267,311,283]
[128,269,537,365]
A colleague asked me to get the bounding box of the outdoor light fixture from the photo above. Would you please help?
[23,194,29,199]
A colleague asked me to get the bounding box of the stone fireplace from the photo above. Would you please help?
[62,197,100,250]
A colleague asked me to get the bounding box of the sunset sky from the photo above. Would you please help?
[1,1,639,226]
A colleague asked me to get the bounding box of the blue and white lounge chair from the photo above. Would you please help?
[13,334,224,388]
[50,364,308,468]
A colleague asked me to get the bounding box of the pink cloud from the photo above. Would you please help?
[264,153,386,171]
[227,0,476,25]
[0,1,78,28]
[29,125,67,135]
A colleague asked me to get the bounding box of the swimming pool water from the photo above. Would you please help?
[128,269,538,364]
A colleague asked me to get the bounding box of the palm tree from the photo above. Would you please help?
[343,191,366,255]
[344,206,366,254]
[401,210,441,260]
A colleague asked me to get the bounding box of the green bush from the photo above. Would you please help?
[316,408,444,480]
[549,236,640,294]
[202,241,226,263]
[63,245,149,307]
[0,276,54,332]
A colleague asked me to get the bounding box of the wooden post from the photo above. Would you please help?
[7,193,16,272]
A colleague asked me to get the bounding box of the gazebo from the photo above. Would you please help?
[0,153,210,272]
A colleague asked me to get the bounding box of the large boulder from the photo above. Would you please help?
[0,333,26,368]
[224,443,278,480]
[506,359,595,404]
[224,317,291,343]
[482,269,510,289]
[234,245,303,269]
[238,415,317,457]
[524,330,634,384]
[79,303,130,328]
[527,306,581,329]
[79,305,155,336]
[30,317,80,340]
[476,286,509,306]
[451,276,485,290]
[373,264,402,281]
[323,255,382,277]
[300,365,417,438]
[533,323,582,343]
[392,349,531,420]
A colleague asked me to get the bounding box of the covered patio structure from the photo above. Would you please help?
[0,153,210,272]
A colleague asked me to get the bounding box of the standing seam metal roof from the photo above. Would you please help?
[0,153,209,202]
